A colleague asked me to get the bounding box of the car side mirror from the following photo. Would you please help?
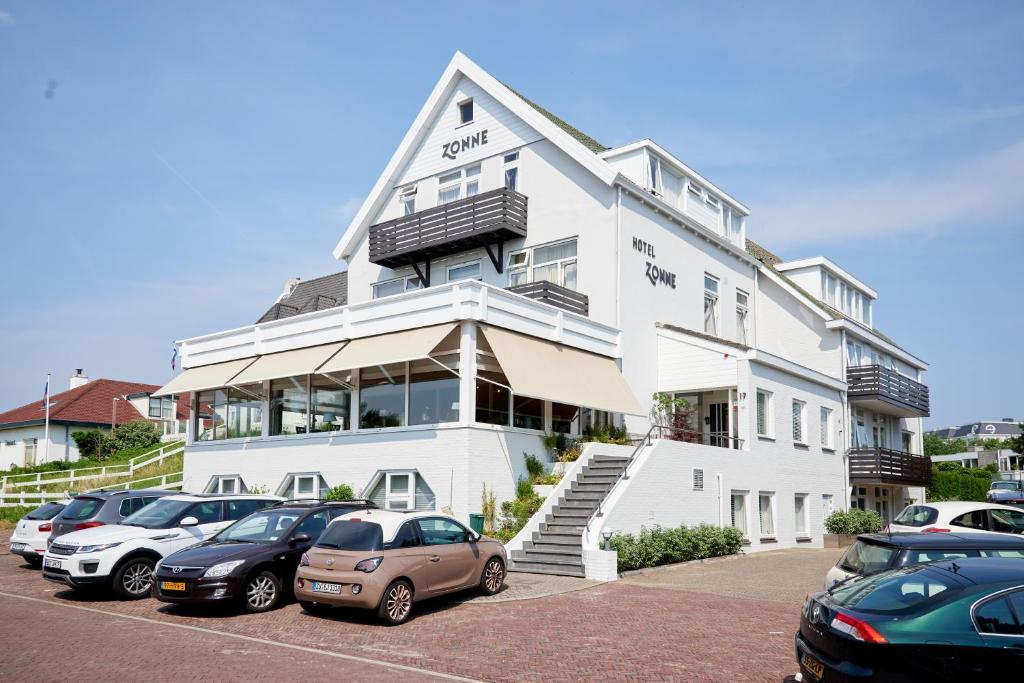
[180,516,199,527]
[469,531,481,543]
[290,532,312,545]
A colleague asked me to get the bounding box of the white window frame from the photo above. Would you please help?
[437,163,481,204]
[822,494,834,517]
[703,273,720,336]
[384,471,416,511]
[458,98,473,125]
[217,477,240,494]
[735,290,749,345]
[730,491,749,539]
[372,274,422,299]
[507,238,578,291]
[686,179,703,199]
[647,152,662,195]
[503,150,520,192]
[295,474,318,499]
[756,389,774,438]
[820,406,834,450]
[792,399,806,444]
[447,259,482,283]
[759,492,776,539]
[399,185,417,216]
[794,494,809,536]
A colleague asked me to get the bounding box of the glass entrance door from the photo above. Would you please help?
[709,403,729,447]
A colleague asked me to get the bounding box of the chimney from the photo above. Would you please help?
[69,369,90,390]
[282,277,301,299]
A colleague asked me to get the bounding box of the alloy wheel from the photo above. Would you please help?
[247,576,277,610]
[123,562,153,595]
[484,559,504,593]
[386,583,412,622]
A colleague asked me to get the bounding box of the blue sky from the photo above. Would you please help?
[0,1,1021,428]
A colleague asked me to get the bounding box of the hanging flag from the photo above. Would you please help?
[42,375,49,404]
[171,347,178,371]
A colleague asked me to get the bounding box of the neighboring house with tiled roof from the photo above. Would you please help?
[928,419,1021,443]
[257,271,348,323]
[0,370,188,467]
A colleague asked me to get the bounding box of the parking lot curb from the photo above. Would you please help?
[618,551,746,578]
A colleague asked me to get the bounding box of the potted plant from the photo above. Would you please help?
[823,509,883,548]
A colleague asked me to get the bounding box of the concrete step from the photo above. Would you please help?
[546,509,590,523]
[555,498,600,510]
[562,491,604,501]
[522,541,586,555]
[512,550,583,566]
[508,560,585,577]
[592,455,629,462]
[576,472,620,483]
[540,522,586,534]
[570,482,614,494]
[532,532,582,546]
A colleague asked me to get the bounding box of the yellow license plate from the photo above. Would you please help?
[802,653,825,680]
[161,581,186,592]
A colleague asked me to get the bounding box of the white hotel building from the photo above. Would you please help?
[156,53,930,578]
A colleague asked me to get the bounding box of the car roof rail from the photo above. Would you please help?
[321,499,377,506]
[271,498,325,506]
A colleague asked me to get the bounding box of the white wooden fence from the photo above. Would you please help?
[0,441,185,492]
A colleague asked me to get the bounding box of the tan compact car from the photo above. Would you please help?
[294,510,507,625]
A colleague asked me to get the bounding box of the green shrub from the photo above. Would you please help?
[928,466,993,502]
[524,453,544,482]
[70,430,107,458]
[0,506,34,527]
[246,485,270,495]
[111,420,161,452]
[610,524,743,572]
[824,509,884,535]
[495,479,543,541]
[515,477,535,500]
[324,484,355,501]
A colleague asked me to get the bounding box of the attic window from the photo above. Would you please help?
[459,99,474,124]
[687,181,703,198]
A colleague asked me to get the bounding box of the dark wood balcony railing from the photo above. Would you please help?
[847,364,930,417]
[368,188,527,272]
[507,281,589,317]
[849,447,932,487]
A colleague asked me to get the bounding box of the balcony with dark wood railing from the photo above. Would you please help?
[368,188,527,273]
[847,364,930,417]
[848,447,932,487]
[507,281,589,317]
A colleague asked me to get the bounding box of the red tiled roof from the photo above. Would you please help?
[0,379,188,428]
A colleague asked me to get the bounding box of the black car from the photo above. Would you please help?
[152,499,377,613]
[798,557,1024,681]
[827,532,1024,588]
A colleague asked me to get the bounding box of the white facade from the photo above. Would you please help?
[168,53,931,569]
[0,423,95,467]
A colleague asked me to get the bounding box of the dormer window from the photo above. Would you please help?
[459,98,474,124]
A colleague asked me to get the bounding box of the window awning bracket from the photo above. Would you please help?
[484,242,504,274]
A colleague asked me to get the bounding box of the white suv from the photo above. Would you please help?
[42,494,281,599]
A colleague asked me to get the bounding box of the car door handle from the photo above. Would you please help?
[429,555,441,563]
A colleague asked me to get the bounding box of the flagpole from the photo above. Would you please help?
[43,373,51,463]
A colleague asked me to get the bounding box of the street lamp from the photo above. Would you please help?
[101,395,126,460]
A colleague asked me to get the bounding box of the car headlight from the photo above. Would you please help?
[77,542,122,553]
[204,560,245,578]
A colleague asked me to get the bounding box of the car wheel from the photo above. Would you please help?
[480,557,505,595]
[243,571,281,613]
[26,556,43,569]
[299,600,331,615]
[113,557,155,600]
[377,579,413,626]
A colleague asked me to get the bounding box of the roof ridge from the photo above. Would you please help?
[501,82,608,154]
[288,270,348,288]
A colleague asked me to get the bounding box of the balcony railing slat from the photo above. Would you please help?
[369,188,528,269]
[849,447,932,487]
[847,364,930,416]
[507,281,589,317]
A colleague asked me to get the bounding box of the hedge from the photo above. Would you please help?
[609,524,743,572]
[928,466,993,502]
[824,509,884,535]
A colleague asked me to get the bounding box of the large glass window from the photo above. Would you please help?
[269,376,308,436]
[504,151,519,191]
[532,239,578,290]
[447,261,482,282]
[196,389,227,442]
[759,493,775,538]
[513,395,543,430]
[735,290,749,345]
[372,275,421,300]
[476,369,510,426]
[730,492,748,538]
[310,373,352,432]
[408,358,459,425]
[360,363,406,428]
[551,403,579,434]
[703,274,719,335]
[821,407,834,449]
[794,494,808,535]
[437,163,481,204]
[756,389,773,437]
[226,384,263,438]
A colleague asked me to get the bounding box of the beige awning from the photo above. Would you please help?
[151,357,257,397]
[229,342,346,385]
[318,324,457,374]
[479,325,645,416]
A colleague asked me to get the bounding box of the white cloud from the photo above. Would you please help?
[0,9,15,26]
[753,139,1024,248]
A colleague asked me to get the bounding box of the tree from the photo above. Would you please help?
[924,432,968,456]
[71,430,107,458]
[111,420,161,451]
[324,484,355,501]
[1007,423,1024,456]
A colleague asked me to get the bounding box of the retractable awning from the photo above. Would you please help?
[317,324,457,374]
[229,342,347,385]
[479,325,645,416]
[151,357,257,397]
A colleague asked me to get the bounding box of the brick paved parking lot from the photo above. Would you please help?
[0,533,842,682]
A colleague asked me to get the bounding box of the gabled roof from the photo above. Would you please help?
[257,271,348,323]
[0,379,188,429]
[504,83,608,154]
[332,51,619,262]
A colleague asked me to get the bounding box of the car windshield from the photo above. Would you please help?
[316,520,383,551]
[894,505,938,527]
[992,482,1019,490]
[120,499,191,529]
[839,540,896,575]
[26,501,66,520]
[62,497,104,521]
[990,508,1024,534]
[215,510,302,543]
[830,565,963,614]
